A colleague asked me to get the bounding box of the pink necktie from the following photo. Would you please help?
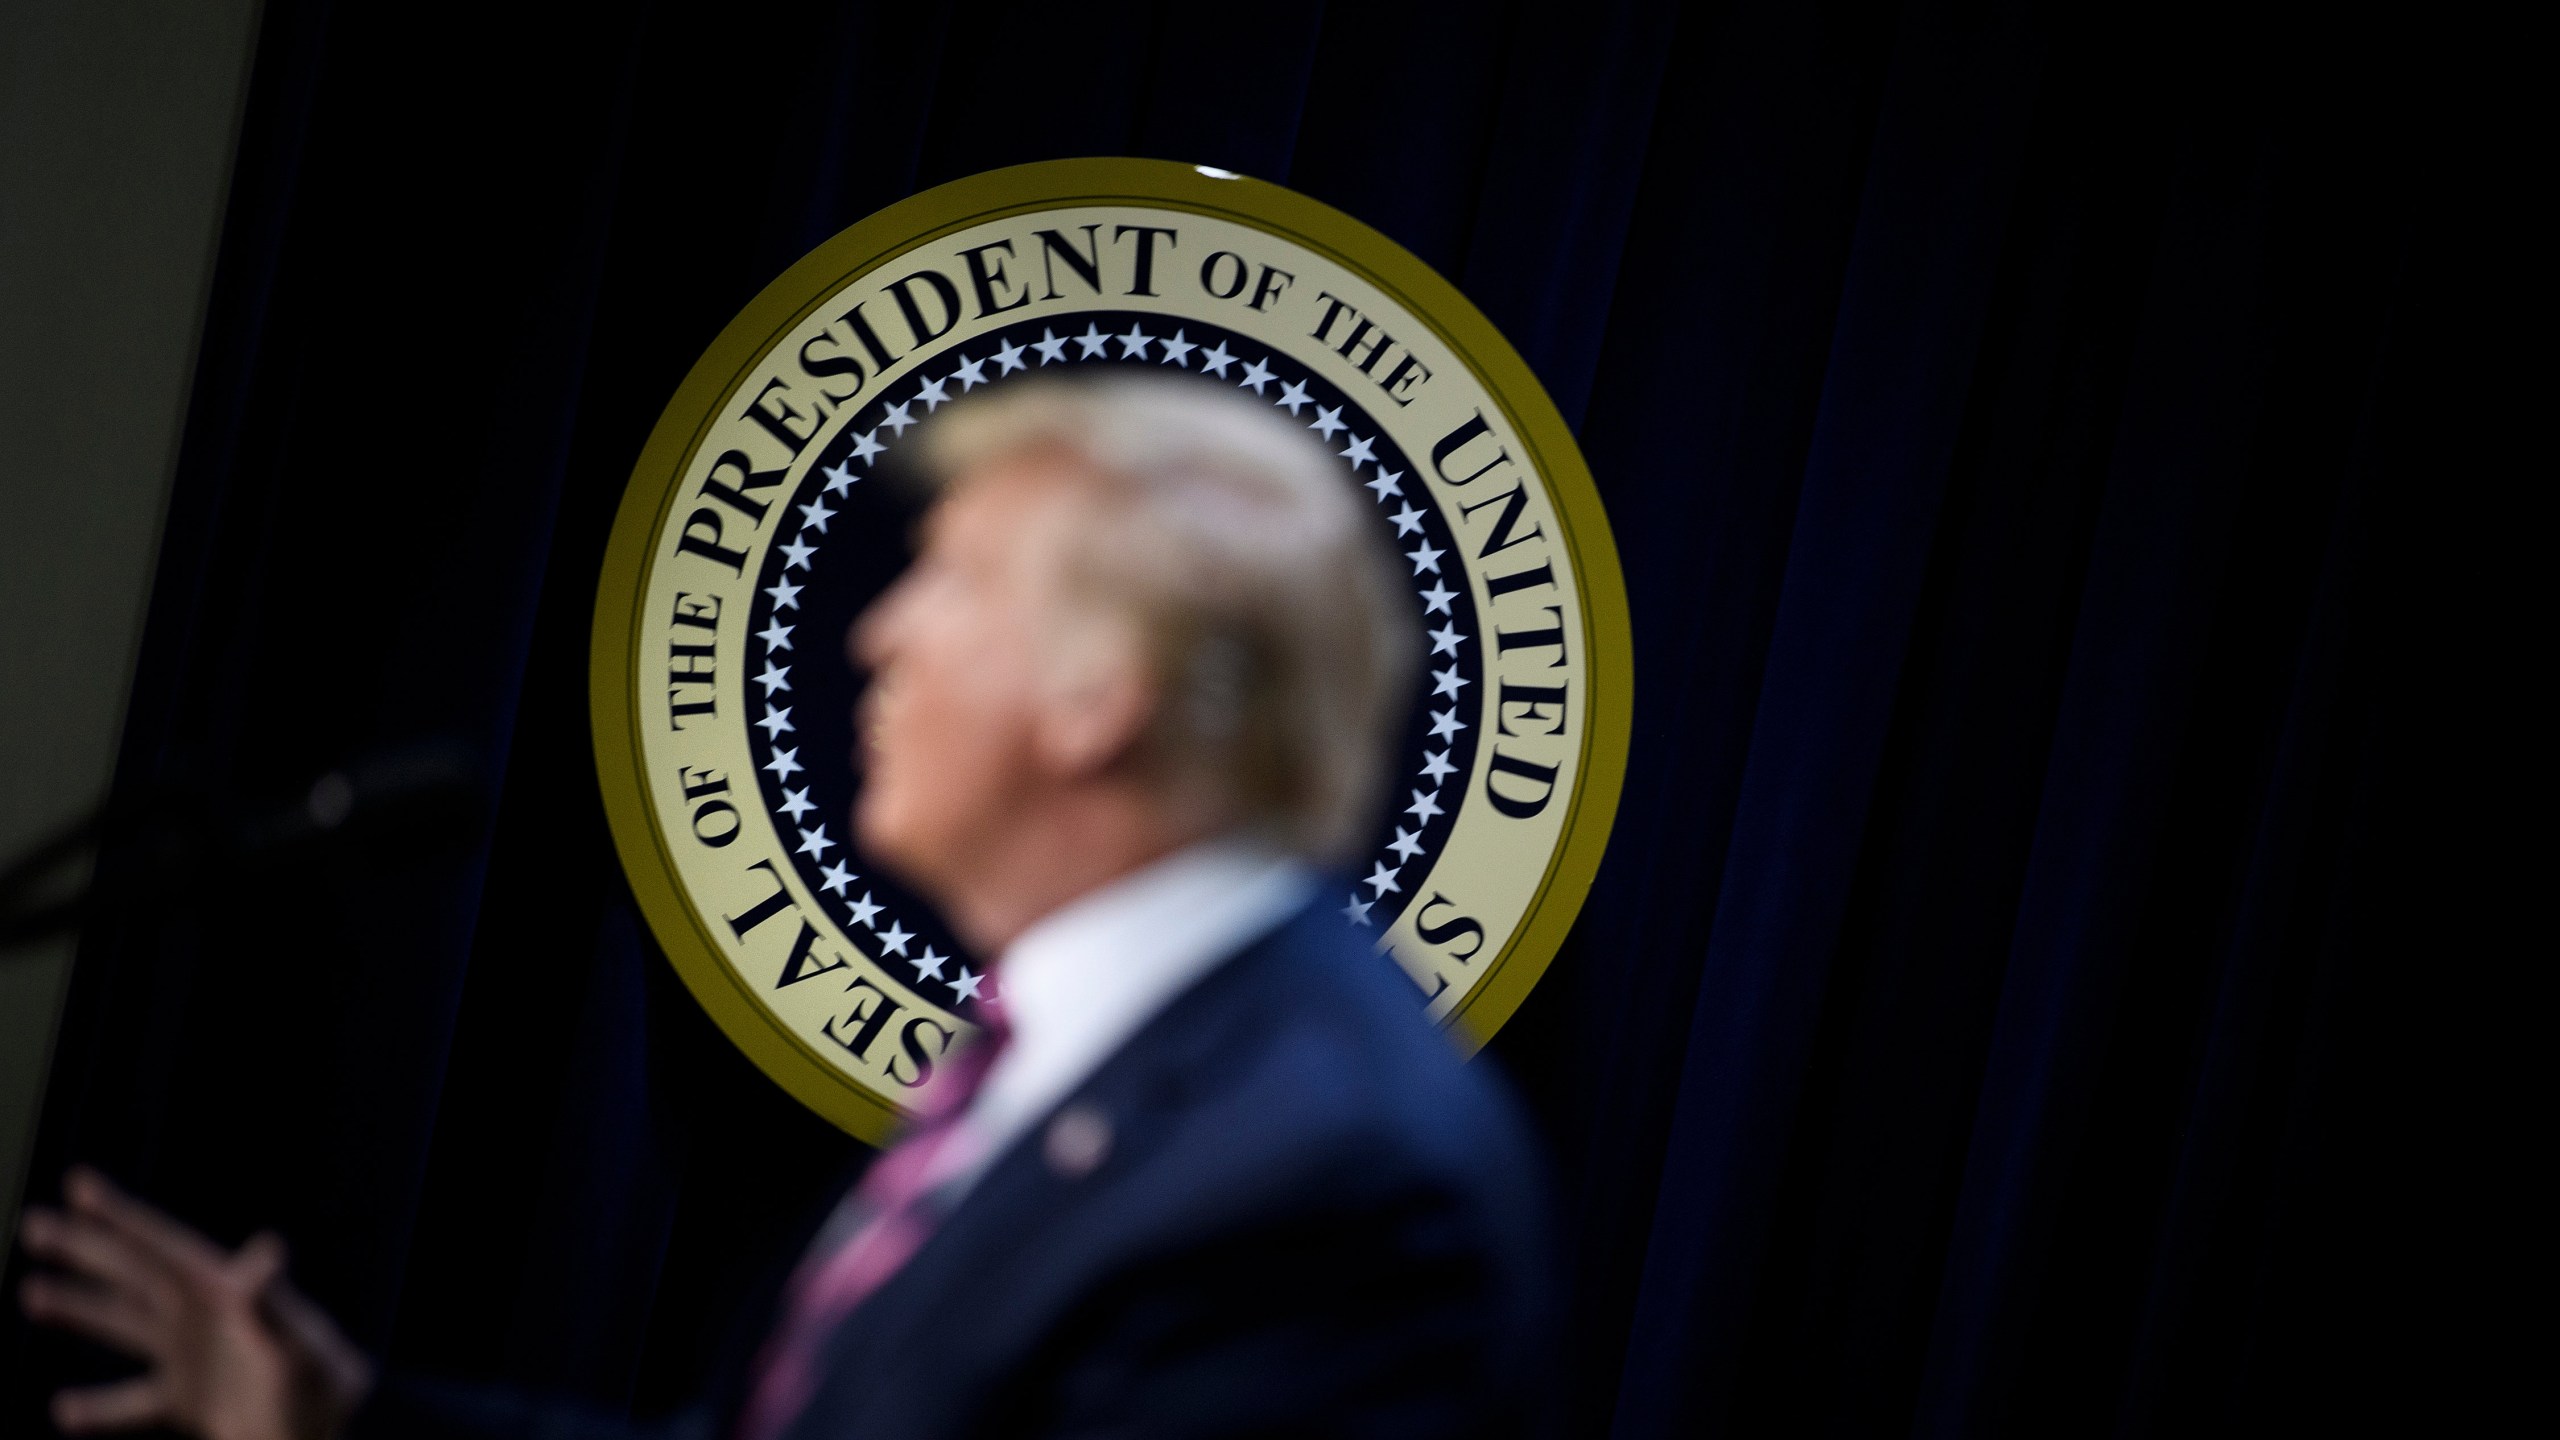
[734,1001,1011,1440]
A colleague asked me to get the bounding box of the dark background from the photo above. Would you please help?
[5,1,2476,1435]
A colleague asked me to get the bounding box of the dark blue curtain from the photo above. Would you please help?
[8,1,2452,1435]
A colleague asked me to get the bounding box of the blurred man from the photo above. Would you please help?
[20,375,1551,1439]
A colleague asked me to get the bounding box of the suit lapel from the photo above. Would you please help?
[781,902,1323,1438]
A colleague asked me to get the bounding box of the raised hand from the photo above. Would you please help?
[16,1167,374,1440]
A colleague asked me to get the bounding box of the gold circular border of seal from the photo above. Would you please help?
[591,157,1633,1142]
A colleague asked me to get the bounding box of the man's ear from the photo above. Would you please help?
[1033,624,1158,779]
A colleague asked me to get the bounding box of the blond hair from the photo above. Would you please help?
[915,374,1417,863]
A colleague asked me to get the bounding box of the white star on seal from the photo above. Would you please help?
[1238,358,1275,393]
[1034,328,1069,363]
[1117,323,1154,359]
[881,400,917,435]
[1390,503,1426,537]
[1421,748,1458,783]
[1074,324,1110,358]
[1428,708,1467,742]
[991,338,1028,374]
[1364,860,1402,897]
[1158,329,1196,366]
[763,747,801,780]
[756,704,794,738]
[819,859,857,895]
[915,373,952,411]
[764,576,804,610]
[850,428,887,463]
[777,785,815,821]
[758,618,794,651]
[1340,433,1376,468]
[1388,826,1426,862]
[1276,380,1312,414]
[1198,341,1236,376]
[1420,581,1456,615]
[846,891,882,927]
[913,946,948,981]
[1405,787,1445,824]
[1432,665,1469,699]
[951,966,986,1001]
[1309,405,1346,440]
[1405,540,1444,575]
[794,497,834,534]
[1429,622,1463,656]
[820,461,858,497]
[952,353,988,390]
[779,537,817,571]
[1342,893,1376,927]
[756,660,792,696]
[1366,468,1405,501]
[874,920,913,956]
[795,824,834,859]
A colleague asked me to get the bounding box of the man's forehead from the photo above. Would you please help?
[924,452,1097,550]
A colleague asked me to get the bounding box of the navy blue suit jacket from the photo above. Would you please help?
[361,898,1553,1440]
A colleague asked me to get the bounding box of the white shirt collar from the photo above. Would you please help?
[937,835,1315,1196]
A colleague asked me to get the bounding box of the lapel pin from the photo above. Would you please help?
[1043,1103,1113,1180]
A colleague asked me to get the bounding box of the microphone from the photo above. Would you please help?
[0,739,486,952]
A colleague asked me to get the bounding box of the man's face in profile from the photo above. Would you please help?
[846,458,1077,901]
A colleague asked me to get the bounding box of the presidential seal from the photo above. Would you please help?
[592,159,1630,1141]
